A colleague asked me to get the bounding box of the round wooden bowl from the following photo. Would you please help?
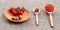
[5,10,30,22]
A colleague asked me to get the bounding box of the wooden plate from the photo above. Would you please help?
[5,10,30,22]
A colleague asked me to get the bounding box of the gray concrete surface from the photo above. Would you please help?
[0,0,60,30]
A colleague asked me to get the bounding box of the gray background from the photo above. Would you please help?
[0,0,60,30]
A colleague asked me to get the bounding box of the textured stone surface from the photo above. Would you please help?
[0,0,60,30]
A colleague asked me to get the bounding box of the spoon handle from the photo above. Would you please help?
[49,14,54,28]
[36,14,38,26]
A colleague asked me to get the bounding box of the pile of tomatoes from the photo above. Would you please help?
[9,7,25,16]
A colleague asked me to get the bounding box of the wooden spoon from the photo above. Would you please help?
[45,4,54,28]
[33,8,40,26]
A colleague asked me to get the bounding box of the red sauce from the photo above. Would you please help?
[45,4,54,12]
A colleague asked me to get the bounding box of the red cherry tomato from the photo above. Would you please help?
[9,8,14,13]
[17,7,25,16]
[12,10,17,16]
[17,10,23,15]
[15,7,21,11]
[20,10,24,15]
[45,4,54,12]
[22,7,26,13]
[22,9,25,13]
[9,8,17,16]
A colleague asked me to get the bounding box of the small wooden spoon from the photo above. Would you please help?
[33,8,40,26]
[45,4,54,28]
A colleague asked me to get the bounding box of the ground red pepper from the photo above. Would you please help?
[35,8,39,12]
[45,4,54,12]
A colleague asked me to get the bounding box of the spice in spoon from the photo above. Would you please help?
[34,8,39,12]
[45,4,54,12]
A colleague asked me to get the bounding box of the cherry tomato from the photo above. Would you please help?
[9,8,17,16]
[12,10,17,16]
[17,7,25,16]
[17,10,23,15]
[21,7,25,13]
[15,7,21,12]
[9,8,14,13]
